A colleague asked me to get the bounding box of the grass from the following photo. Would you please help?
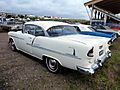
[28,17,89,24]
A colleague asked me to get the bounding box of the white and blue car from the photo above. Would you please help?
[72,24,117,42]
[8,21,111,74]
[92,25,120,37]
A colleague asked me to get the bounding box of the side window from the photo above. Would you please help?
[100,26,106,30]
[35,26,45,36]
[24,25,29,33]
[97,26,105,29]
[96,26,99,29]
[74,26,81,32]
[24,25,35,35]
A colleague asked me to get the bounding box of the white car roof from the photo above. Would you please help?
[72,23,90,27]
[71,24,92,31]
[25,21,70,30]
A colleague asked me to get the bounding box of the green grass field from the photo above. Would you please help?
[28,17,89,24]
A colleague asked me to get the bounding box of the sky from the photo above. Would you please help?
[0,0,90,19]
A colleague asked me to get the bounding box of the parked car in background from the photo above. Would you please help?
[0,17,7,24]
[111,24,120,31]
[72,24,116,43]
[6,19,23,31]
[92,25,120,37]
[8,21,111,74]
[0,18,23,32]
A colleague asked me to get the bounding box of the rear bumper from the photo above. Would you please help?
[77,51,111,74]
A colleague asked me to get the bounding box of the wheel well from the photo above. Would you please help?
[8,38,17,50]
[42,56,47,61]
[9,38,13,43]
[42,55,62,66]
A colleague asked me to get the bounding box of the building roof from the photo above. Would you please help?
[84,0,120,14]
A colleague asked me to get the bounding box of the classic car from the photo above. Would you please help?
[8,21,111,74]
[0,18,23,32]
[92,25,120,37]
[72,24,117,42]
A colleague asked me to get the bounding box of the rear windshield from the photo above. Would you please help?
[47,25,79,37]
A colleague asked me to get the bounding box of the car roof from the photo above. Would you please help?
[72,24,90,27]
[25,21,70,30]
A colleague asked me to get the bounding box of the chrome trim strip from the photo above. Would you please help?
[33,45,81,60]
[26,43,81,60]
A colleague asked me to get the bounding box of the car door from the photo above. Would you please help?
[32,25,46,58]
[19,24,36,54]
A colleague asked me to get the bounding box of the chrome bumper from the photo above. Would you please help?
[77,51,111,74]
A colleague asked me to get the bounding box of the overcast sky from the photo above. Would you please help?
[0,0,90,19]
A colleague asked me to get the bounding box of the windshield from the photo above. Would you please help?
[47,25,79,37]
[97,26,106,30]
[88,27,96,31]
[104,26,111,29]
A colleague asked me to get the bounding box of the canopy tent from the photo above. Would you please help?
[85,0,120,14]
[84,0,120,25]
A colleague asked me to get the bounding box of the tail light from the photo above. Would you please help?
[87,47,94,57]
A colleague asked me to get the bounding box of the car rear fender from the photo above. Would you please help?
[42,54,62,66]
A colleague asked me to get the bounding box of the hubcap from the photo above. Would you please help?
[47,59,58,71]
